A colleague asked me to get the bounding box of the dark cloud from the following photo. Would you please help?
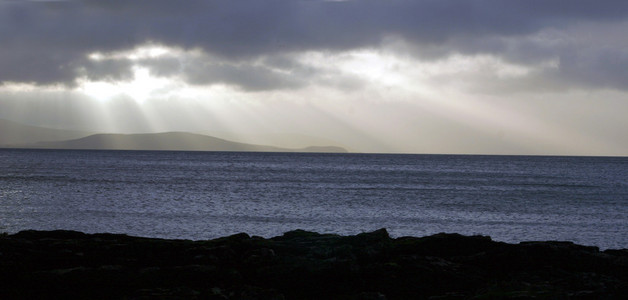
[1,0,627,90]
[133,52,315,91]
[138,57,180,78]
[0,46,78,85]
[551,47,628,91]
[181,57,308,91]
[80,58,134,82]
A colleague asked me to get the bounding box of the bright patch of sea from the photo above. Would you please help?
[1,149,626,249]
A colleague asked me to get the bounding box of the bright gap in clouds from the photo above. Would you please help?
[78,45,180,102]
[77,67,172,103]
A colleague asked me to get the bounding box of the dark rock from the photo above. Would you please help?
[604,248,628,257]
[12,229,88,240]
[0,229,626,299]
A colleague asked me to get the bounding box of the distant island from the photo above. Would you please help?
[0,119,347,153]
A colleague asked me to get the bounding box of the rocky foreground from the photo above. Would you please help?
[1,229,627,299]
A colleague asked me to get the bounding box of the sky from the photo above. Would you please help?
[1,0,627,155]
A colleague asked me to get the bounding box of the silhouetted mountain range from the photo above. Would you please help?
[0,119,347,153]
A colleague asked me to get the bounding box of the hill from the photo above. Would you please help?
[0,119,91,146]
[0,120,347,153]
[27,132,348,153]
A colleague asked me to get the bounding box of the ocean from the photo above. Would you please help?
[1,149,626,249]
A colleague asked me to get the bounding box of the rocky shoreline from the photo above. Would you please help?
[1,229,627,299]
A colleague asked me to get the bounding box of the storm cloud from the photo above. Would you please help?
[2,0,628,91]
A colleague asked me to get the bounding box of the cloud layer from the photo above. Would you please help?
[2,0,628,91]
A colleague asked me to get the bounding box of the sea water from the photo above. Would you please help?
[1,149,627,249]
